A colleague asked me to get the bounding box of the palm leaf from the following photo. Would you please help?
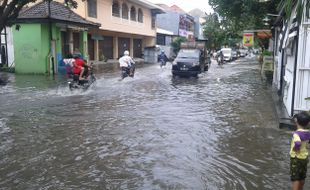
[279,0,310,23]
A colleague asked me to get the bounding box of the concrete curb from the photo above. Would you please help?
[271,88,296,130]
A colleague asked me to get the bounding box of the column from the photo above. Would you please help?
[130,37,134,57]
[94,39,99,61]
[81,31,88,61]
[113,37,118,59]
[68,29,73,54]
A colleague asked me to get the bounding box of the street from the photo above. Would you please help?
[0,58,299,189]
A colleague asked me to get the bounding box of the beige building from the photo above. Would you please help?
[64,0,164,61]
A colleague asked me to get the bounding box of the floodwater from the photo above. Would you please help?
[0,58,299,189]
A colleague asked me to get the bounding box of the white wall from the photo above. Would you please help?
[0,27,14,67]
[295,22,310,112]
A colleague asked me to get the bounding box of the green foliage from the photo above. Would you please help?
[205,0,281,49]
[203,13,225,49]
[170,37,187,54]
[278,0,310,24]
[262,50,272,56]
[0,0,80,33]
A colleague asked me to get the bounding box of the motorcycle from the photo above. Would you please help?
[68,65,96,90]
[159,58,166,68]
[121,64,135,80]
[217,56,223,66]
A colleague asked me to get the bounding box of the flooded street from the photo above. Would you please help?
[0,58,298,189]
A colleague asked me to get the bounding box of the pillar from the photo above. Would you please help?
[130,37,134,57]
[94,39,99,61]
[113,37,118,59]
[80,31,88,61]
[68,29,73,54]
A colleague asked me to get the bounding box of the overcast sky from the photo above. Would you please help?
[147,0,213,13]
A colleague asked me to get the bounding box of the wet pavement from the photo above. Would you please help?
[0,58,301,189]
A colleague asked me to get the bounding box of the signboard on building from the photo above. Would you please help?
[243,33,254,47]
[179,29,194,39]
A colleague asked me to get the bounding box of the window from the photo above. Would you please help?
[138,8,143,23]
[151,15,156,29]
[122,3,128,19]
[157,34,165,45]
[130,6,136,21]
[87,0,97,18]
[112,1,120,17]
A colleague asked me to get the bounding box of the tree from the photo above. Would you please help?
[171,37,187,54]
[0,0,79,33]
[205,0,283,49]
[279,0,310,23]
[203,13,225,49]
[208,0,281,30]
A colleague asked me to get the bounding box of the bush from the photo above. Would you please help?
[171,37,187,54]
[262,50,272,56]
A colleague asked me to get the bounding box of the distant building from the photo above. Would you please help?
[188,9,207,41]
[156,4,195,40]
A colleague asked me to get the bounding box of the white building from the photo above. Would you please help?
[0,27,15,68]
[273,4,310,117]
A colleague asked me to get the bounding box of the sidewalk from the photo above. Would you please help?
[271,88,296,130]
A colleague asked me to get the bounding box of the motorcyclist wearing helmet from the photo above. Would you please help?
[72,54,90,81]
[119,50,135,78]
[158,50,168,66]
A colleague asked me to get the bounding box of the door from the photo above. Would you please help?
[61,31,70,57]
[296,25,310,111]
[99,36,113,60]
[118,37,130,58]
[73,32,80,53]
[88,34,94,60]
[133,39,142,58]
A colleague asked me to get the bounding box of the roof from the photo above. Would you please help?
[17,1,100,28]
[156,4,172,11]
[169,5,186,14]
[157,3,186,14]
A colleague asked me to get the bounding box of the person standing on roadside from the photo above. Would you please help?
[290,111,310,190]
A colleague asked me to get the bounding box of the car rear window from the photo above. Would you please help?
[177,49,200,59]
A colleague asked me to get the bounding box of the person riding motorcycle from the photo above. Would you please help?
[158,50,168,67]
[119,50,135,78]
[72,54,89,81]
[217,50,224,65]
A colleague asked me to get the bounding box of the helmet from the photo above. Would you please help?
[124,50,129,55]
[161,49,165,53]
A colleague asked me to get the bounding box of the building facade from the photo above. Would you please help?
[156,10,195,40]
[66,0,164,61]
[13,1,100,74]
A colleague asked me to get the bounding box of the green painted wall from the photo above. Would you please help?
[81,31,88,60]
[13,23,87,74]
[13,23,50,74]
[41,24,50,74]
